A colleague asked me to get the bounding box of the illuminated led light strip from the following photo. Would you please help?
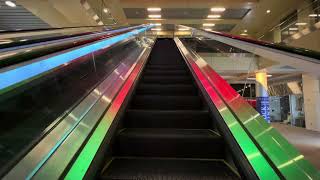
[0,26,151,92]
[177,38,319,179]
[175,38,279,179]
[64,52,148,179]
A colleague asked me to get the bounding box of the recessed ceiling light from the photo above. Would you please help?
[93,15,99,20]
[295,22,307,26]
[203,23,215,27]
[204,28,212,31]
[151,28,162,31]
[266,10,271,13]
[103,8,109,13]
[211,7,226,12]
[309,14,318,17]
[207,15,221,18]
[240,33,248,36]
[289,27,298,31]
[5,1,16,7]
[244,29,248,32]
[148,14,161,18]
[147,7,161,12]
[178,28,190,31]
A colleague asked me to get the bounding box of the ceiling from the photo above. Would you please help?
[0,0,310,37]
[0,0,50,30]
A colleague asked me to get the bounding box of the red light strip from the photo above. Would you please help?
[65,50,148,179]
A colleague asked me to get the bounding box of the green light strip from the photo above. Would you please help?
[64,55,146,179]
[189,61,279,179]
[175,38,280,179]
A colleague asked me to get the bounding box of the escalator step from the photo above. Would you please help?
[145,65,186,70]
[125,110,211,128]
[136,84,197,95]
[115,128,224,158]
[100,157,240,180]
[131,95,203,110]
[142,76,192,84]
[143,69,189,76]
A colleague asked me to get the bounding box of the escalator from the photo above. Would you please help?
[1,25,318,179]
[99,39,240,179]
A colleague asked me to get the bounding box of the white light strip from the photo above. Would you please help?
[203,23,215,27]
[148,14,161,18]
[178,28,190,31]
[147,7,161,12]
[289,27,298,31]
[211,7,226,12]
[295,22,307,26]
[208,14,221,18]
[151,28,162,31]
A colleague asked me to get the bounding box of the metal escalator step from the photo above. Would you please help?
[115,128,224,158]
[143,69,189,76]
[125,109,211,128]
[141,76,192,84]
[131,95,203,110]
[100,157,240,180]
[145,65,186,70]
[136,84,197,95]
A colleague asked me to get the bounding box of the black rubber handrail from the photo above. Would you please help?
[0,24,118,34]
[202,30,320,61]
[0,25,131,49]
[0,25,145,68]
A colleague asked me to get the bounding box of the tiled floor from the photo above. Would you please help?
[271,123,320,170]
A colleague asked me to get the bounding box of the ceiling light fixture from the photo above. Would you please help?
[211,7,226,12]
[178,28,190,31]
[93,15,99,20]
[208,15,221,18]
[289,27,298,31]
[266,10,271,13]
[5,1,16,7]
[148,14,161,18]
[295,22,307,26]
[147,7,161,12]
[203,23,215,27]
[103,8,109,13]
[240,33,248,36]
[309,14,318,17]
[244,29,248,33]
[151,28,162,31]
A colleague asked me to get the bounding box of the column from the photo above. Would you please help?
[256,71,270,123]
[302,74,320,131]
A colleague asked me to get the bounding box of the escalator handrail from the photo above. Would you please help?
[175,37,320,180]
[0,25,146,68]
[0,24,121,35]
[2,27,153,179]
[187,26,320,62]
[0,25,133,49]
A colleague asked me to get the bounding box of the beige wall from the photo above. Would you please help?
[289,30,320,52]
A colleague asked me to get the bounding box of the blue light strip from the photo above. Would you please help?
[0,26,151,91]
